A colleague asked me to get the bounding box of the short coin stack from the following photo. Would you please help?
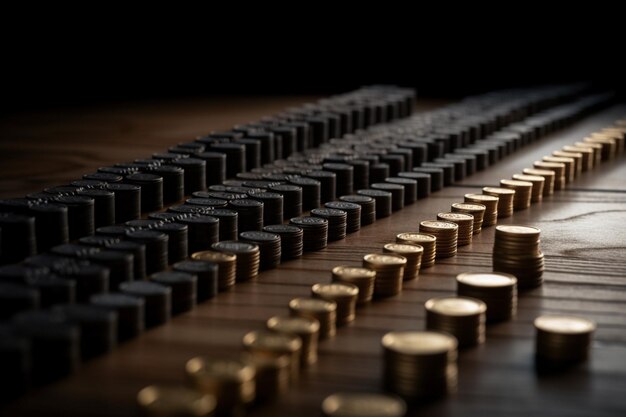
[383,243,423,281]
[311,208,347,241]
[331,266,376,305]
[289,217,328,252]
[263,224,303,260]
[243,354,290,402]
[396,232,436,268]
[321,393,407,417]
[523,168,555,196]
[382,330,458,399]
[289,297,337,340]
[533,161,565,190]
[464,193,498,227]
[191,251,237,291]
[500,179,533,210]
[266,315,320,367]
[362,253,407,297]
[534,315,596,365]
[136,385,216,417]
[419,221,458,258]
[482,187,515,218]
[311,282,359,326]
[512,174,545,203]
[211,241,260,282]
[424,297,487,348]
[492,225,544,289]
[436,213,474,246]
[456,272,517,322]
[242,330,302,382]
[239,231,281,270]
[451,202,485,234]
[324,201,361,233]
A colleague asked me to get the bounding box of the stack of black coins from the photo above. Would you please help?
[29,203,69,252]
[126,230,169,274]
[325,201,361,233]
[120,281,172,328]
[234,138,261,171]
[51,243,99,259]
[398,172,431,199]
[289,217,328,252]
[212,241,260,282]
[371,183,404,211]
[150,271,197,315]
[108,240,147,281]
[125,219,161,230]
[305,171,336,204]
[78,235,120,249]
[170,158,207,193]
[196,152,226,186]
[385,177,417,205]
[239,231,281,270]
[339,195,376,225]
[77,189,116,228]
[269,184,303,219]
[52,261,109,302]
[0,324,30,400]
[0,283,39,319]
[90,293,144,341]
[263,225,304,260]
[347,159,370,191]
[146,165,185,204]
[289,177,321,211]
[205,209,238,241]
[88,250,134,289]
[323,163,354,197]
[228,199,264,232]
[54,195,95,240]
[311,208,347,241]
[173,260,218,301]
[370,163,390,184]
[186,197,228,209]
[24,274,76,308]
[357,189,392,218]
[96,225,134,239]
[209,143,246,178]
[155,222,189,264]
[247,192,283,226]
[413,167,444,192]
[106,183,141,223]
[54,304,117,360]
[179,215,219,253]
[125,173,164,212]
[83,172,123,184]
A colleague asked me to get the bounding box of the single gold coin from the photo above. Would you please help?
[289,297,336,313]
[363,253,407,266]
[381,330,457,355]
[332,265,376,279]
[420,220,459,229]
[483,187,515,195]
[242,330,302,352]
[496,225,541,236]
[185,357,255,383]
[451,202,486,211]
[456,272,517,288]
[500,179,532,187]
[534,315,596,334]
[321,392,407,417]
[312,282,359,298]
[383,243,424,254]
[191,250,236,263]
[523,168,555,177]
[437,212,474,221]
[425,297,487,316]
[513,174,545,183]
[464,193,499,202]
[137,385,216,416]
[267,315,320,334]
[396,232,436,242]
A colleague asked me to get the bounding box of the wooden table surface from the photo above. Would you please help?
[1,98,625,417]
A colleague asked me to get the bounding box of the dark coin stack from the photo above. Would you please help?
[247,192,283,226]
[239,231,281,270]
[325,201,361,233]
[396,232,436,268]
[262,224,303,260]
[456,272,517,322]
[311,208,347,241]
[482,187,515,218]
[339,195,375,226]
[119,281,171,327]
[464,193,498,227]
[383,243,423,281]
[512,174,545,203]
[179,215,219,253]
[289,217,328,252]
[371,183,404,211]
[228,199,264,232]
[331,266,376,305]
[492,225,544,289]
[419,221,458,258]
[363,253,407,298]
[269,184,302,219]
[191,251,236,292]
[500,179,533,211]
[289,177,321,211]
[357,189,391,219]
[451,203,485,235]
[150,271,197,315]
[311,282,359,326]
[382,330,458,399]
[534,315,596,365]
[436,212,474,246]
[172,260,218,301]
[289,297,337,340]
[212,241,260,282]
[205,209,238,241]
[386,177,418,205]
[425,296,487,348]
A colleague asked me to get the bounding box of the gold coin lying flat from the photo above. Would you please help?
[425,297,486,316]
[456,272,517,288]
[322,392,407,417]
[534,315,596,334]
[382,330,457,355]
[137,385,216,416]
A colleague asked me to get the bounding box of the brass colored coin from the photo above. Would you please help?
[513,174,545,183]
[267,315,320,334]
[289,297,336,313]
[437,212,473,222]
[382,330,457,355]
[312,282,359,298]
[242,330,302,352]
[332,265,376,279]
[425,297,486,317]
[363,253,407,267]
[482,187,515,195]
[464,193,498,202]
[185,357,255,383]
[534,315,596,335]
[420,220,459,230]
[383,243,424,254]
[191,250,236,263]
[456,272,517,288]
[137,385,216,416]
[451,203,486,211]
[321,392,407,417]
[396,232,436,242]
[496,225,541,236]
[500,179,532,188]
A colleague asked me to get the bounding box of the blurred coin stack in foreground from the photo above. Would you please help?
[363,254,407,297]
[267,315,320,367]
[289,297,337,340]
[321,392,407,417]
[311,282,359,326]
[534,315,595,365]
[331,266,376,305]
[383,243,423,281]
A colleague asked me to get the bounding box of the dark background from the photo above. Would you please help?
[1,11,623,113]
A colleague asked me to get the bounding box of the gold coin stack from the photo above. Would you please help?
[482,187,515,218]
[191,251,237,291]
[383,243,423,281]
[311,282,359,326]
[533,161,565,190]
[563,145,593,171]
[137,385,216,417]
[436,213,473,246]
[266,315,320,367]
[185,357,256,416]
[419,221,458,258]
[575,141,602,165]
[543,156,575,182]
[242,330,302,382]
[534,315,596,364]
[492,225,544,289]
[523,168,555,196]
[243,354,290,403]
[464,193,498,226]
[451,202,486,235]
[289,297,337,340]
[331,266,376,305]
[211,241,260,283]
[382,330,458,399]
[500,179,533,210]
[321,392,407,417]
[553,150,583,176]
[456,272,517,322]
[512,174,544,203]
[363,253,407,297]
[600,126,625,152]
[425,297,486,348]
[396,232,436,268]
[586,134,617,159]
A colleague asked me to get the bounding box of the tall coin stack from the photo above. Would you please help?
[500,179,533,211]
[419,221,458,258]
[482,187,515,218]
[331,266,376,305]
[436,213,474,246]
[492,225,544,289]
[396,233,436,268]
[451,202,485,235]
[382,243,422,281]
[362,254,407,297]
[382,331,458,399]
[424,297,487,348]
[534,315,596,365]
[456,272,517,322]
[464,193,498,227]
